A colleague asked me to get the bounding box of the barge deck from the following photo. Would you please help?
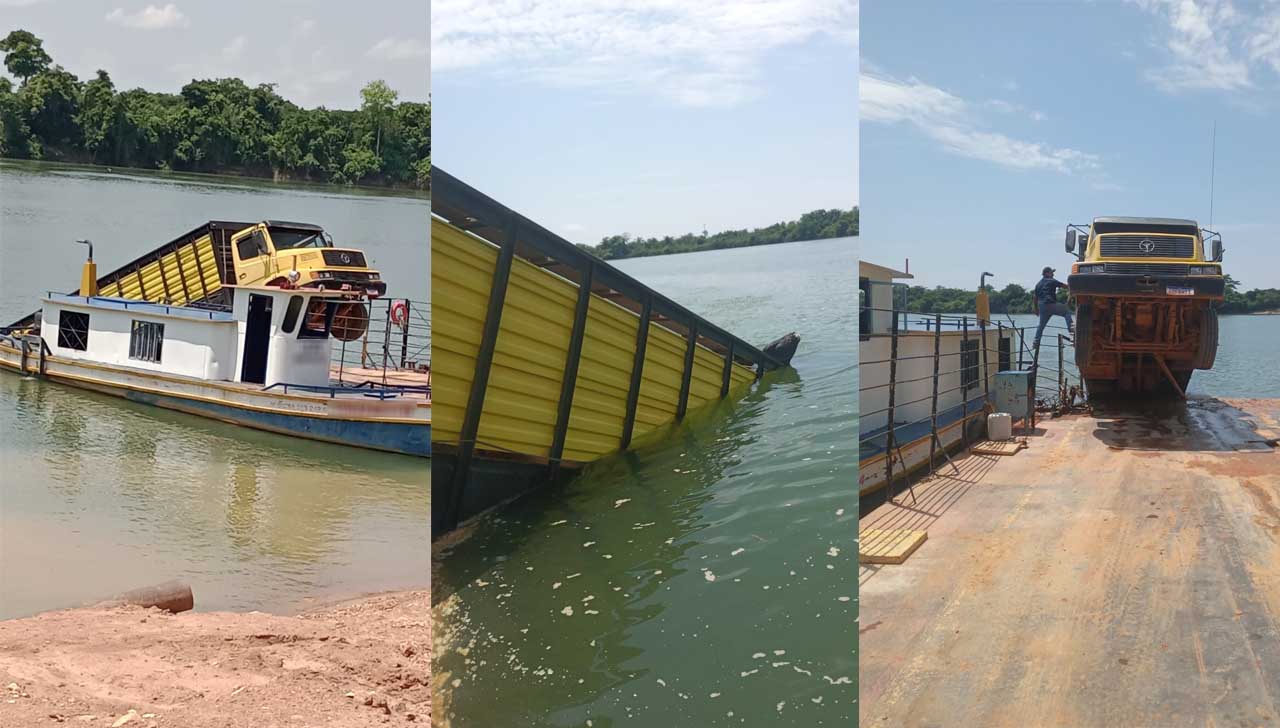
[860,397,1280,726]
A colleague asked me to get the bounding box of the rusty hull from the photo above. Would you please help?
[860,398,1280,727]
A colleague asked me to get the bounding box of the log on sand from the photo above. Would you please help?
[93,580,194,613]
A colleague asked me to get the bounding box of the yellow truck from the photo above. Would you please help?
[6,220,385,338]
[1065,216,1224,397]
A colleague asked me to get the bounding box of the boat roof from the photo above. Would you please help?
[860,261,914,280]
[1093,216,1198,227]
[44,294,235,321]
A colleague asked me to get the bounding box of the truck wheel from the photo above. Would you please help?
[1194,308,1218,370]
[1073,304,1092,370]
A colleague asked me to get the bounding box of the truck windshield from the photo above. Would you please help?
[269,227,331,250]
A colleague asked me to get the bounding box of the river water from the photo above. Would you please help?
[0,161,430,619]
[432,237,859,726]
[995,312,1280,398]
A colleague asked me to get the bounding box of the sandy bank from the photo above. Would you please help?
[0,590,429,727]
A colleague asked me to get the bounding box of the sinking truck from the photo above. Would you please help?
[1064,216,1224,397]
[5,220,385,340]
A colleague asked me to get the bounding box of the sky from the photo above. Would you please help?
[1,1,429,108]
[862,0,1280,291]
[431,0,859,246]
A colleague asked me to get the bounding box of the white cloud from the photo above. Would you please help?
[1129,0,1270,92]
[368,38,430,61]
[861,72,1098,175]
[432,0,857,107]
[0,0,49,7]
[105,4,189,30]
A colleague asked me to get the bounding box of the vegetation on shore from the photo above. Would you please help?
[579,207,858,260]
[0,30,429,189]
[897,274,1280,315]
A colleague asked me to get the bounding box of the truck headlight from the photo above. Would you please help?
[1078,264,1105,274]
[314,271,334,280]
[1187,265,1218,275]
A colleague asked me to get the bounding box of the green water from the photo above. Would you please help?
[0,162,430,619]
[433,237,858,726]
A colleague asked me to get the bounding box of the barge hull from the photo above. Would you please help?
[0,346,431,457]
[860,398,1280,726]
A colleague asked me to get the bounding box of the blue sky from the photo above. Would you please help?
[431,0,858,246]
[1,1,428,107]
[862,0,1280,291]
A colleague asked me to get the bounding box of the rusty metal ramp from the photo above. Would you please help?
[860,397,1280,726]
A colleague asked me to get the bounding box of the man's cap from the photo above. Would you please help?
[1043,266,1055,276]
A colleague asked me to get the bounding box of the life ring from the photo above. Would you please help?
[390,300,409,329]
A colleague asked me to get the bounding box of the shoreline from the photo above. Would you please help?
[0,158,431,200]
[0,589,430,727]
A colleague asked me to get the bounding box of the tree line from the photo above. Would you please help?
[0,30,429,188]
[898,275,1280,315]
[579,207,858,260]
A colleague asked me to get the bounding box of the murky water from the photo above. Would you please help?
[433,238,858,726]
[0,162,430,619]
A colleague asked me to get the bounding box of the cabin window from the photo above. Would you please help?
[961,339,980,391]
[298,299,334,339]
[237,230,268,261]
[281,295,304,334]
[129,320,165,363]
[57,311,90,351]
[998,336,1012,372]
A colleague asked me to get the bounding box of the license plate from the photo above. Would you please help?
[1167,286,1195,296]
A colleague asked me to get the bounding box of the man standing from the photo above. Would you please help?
[1033,266,1073,348]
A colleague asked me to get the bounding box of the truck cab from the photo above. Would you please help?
[1064,217,1224,397]
[229,221,387,299]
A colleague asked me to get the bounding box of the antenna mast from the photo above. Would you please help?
[1209,120,1217,229]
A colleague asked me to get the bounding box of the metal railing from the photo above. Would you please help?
[860,304,1082,503]
[330,297,431,394]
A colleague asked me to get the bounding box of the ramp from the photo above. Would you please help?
[5,221,252,332]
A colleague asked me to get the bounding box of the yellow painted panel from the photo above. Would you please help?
[432,217,758,463]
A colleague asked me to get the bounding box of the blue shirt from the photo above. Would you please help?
[1035,277,1065,306]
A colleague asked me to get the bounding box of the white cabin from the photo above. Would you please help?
[38,287,353,388]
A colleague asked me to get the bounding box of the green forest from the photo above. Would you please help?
[580,207,858,260]
[0,30,429,188]
[899,274,1280,315]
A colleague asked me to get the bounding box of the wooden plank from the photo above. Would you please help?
[860,528,928,565]
[971,439,1027,456]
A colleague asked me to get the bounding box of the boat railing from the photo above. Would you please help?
[262,380,431,399]
[330,297,431,395]
[859,304,1081,503]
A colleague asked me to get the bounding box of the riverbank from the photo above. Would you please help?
[0,590,430,727]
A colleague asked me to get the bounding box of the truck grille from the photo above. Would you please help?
[1099,234,1194,258]
[322,250,367,267]
[1103,263,1189,276]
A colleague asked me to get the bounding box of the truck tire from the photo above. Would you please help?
[1194,308,1218,370]
[1073,304,1092,370]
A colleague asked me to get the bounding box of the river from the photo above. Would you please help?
[995,312,1280,398]
[0,161,430,619]
[432,237,859,726]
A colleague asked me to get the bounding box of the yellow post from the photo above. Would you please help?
[976,288,990,324]
[78,239,98,296]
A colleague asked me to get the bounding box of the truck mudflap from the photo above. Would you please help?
[1068,273,1225,299]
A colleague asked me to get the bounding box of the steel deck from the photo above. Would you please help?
[860,397,1280,726]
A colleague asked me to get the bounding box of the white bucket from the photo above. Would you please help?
[987,412,1013,441]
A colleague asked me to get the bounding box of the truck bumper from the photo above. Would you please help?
[1068,274,1224,300]
[308,279,388,298]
